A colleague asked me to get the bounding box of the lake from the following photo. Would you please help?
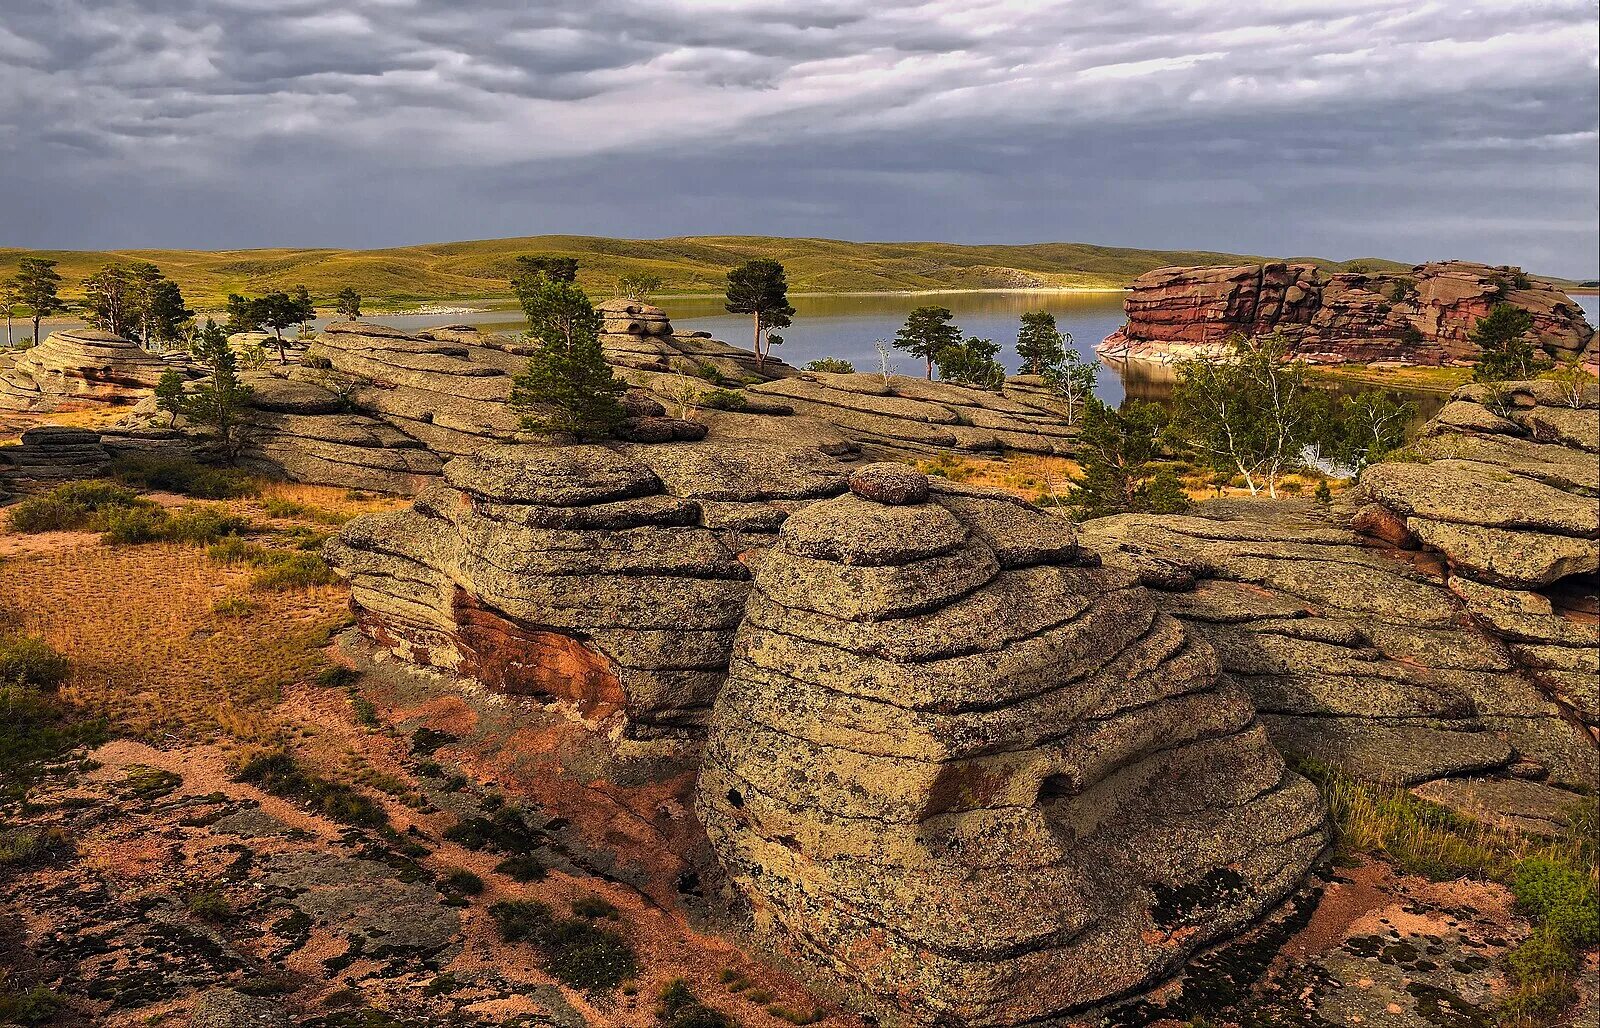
[17,290,1597,419]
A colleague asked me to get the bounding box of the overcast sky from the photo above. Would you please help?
[2,0,1596,275]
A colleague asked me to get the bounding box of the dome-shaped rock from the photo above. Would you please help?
[696,483,1328,1026]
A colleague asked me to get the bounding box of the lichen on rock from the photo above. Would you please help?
[695,468,1327,1026]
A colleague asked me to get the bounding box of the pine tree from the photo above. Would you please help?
[13,258,64,346]
[335,288,362,320]
[155,369,187,426]
[1016,311,1068,374]
[185,320,252,457]
[933,337,1005,389]
[1471,304,1548,382]
[893,306,962,379]
[509,275,625,439]
[724,260,794,368]
[1067,400,1190,519]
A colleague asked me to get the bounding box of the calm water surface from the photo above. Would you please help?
[22,291,1597,423]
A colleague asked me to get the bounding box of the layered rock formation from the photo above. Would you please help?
[696,465,1327,1026]
[325,442,850,738]
[0,329,175,411]
[1100,261,1595,366]
[0,426,110,485]
[1079,380,1597,793]
[1357,379,1598,743]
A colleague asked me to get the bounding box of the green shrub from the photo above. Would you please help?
[98,505,170,544]
[0,634,69,690]
[316,665,358,688]
[6,481,144,533]
[108,456,257,499]
[572,895,619,920]
[248,552,336,590]
[438,868,484,901]
[0,826,74,871]
[1511,858,1600,946]
[161,506,252,544]
[98,503,251,547]
[656,979,734,1028]
[698,389,749,411]
[187,889,232,920]
[488,900,637,992]
[234,749,387,828]
[0,976,64,1026]
[495,854,547,882]
[802,357,856,374]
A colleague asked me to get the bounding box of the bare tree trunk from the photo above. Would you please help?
[275,330,287,365]
[925,357,933,380]
[752,315,764,368]
[33,315,41,347]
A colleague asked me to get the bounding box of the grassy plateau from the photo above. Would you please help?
[0,235,1410,309]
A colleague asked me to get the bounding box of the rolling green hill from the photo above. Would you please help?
[0,235,1412,310]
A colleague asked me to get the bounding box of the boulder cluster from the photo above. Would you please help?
[696,464,1326,1025]
[1100,261,1596,366]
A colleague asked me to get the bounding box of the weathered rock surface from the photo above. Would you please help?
[1353,379,1599,752]
[0,425,111,484]
[325,441,850,736]
[1077,499,1597,790]
[1100,261,1596,366]
[696,469,1327,1026]
[0,329,176,410]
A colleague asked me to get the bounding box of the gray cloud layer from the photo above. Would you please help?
[2,0,1596,274]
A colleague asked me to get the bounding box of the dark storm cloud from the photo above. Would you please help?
[1,0,1595,275]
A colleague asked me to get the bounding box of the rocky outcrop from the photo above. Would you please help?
[234,371,446,494]
[1355,379,1599,742]
[696,465,1327,1026]
[1078,501,1596,789]
[1100,261,1595,366]
[0,426,110,485]
[0,329,176,411]
[324,442,850,739]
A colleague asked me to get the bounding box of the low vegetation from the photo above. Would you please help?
[656,979,734,1028]
[234,749,388,828]
[107,455,257,499]
[1297,759,1597,1027]
[489,898,638,993]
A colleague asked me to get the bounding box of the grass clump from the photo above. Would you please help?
[698,388,749,411]
[99,503,252,546]
[262,497,350,525]
[0,632,70,691]
[437,868,484,904]
[657,979,734,1028]
[6,481,146,533]
[494,854,547,882]
[571,894,619,920]
[489,899,638,993]
[247,552,336,590]
[187,888,232,921]
[108,456,257,499]
[0,974,65,1026]
[234,749,387,829]
[211,595,257,618]
[207,539,336,590]
[0,826,74,875]
[1510,858,1599,947]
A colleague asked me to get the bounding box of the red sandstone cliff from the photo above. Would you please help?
[1098,260,1596,367]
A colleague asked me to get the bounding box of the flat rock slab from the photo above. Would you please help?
[1411,776,1585,836]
